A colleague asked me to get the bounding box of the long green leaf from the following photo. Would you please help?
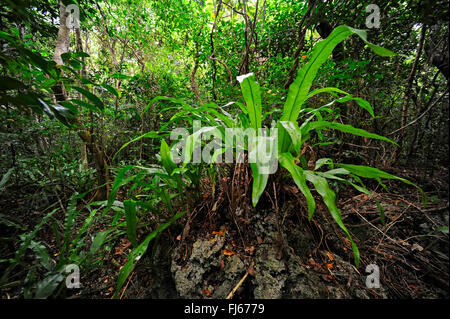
[307,87,350,99]
[113,131,161,161]
[303,121,397,145]
[59,193,81,260]
[70,99,97,112]
[100,83,119,98]
[316,171,370,195]
[15,208,58,261]
[336,95,374,117]
[124,200,138,247]
[113,211,186,298]
[161,139,185,191]
[72,86,104,110]
[317,95,375,117]
[279,25,394,152]
[279,153,316,219]
[0,168,14,190]
[337,164,427,206]
[182,126,216,165]
[250,162,269,207]
[107,165,136,210]
[0,77,27,90]
[304,170,360,267]
[160,140,177,175]
[278,121,303,154]
[34,273,64,299]
[376,200,386,226]
[238,73,262,130]
[142,96,188,114]
[89,229,113,256]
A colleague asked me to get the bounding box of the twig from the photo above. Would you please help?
[352,208,406,250]
[272,182,281,242]
[391,195,444,231]
[226,261,254,299]
[388,86,449,136]
[403,234,447,242]
[191,26,204,104]
[209,57,233,84]
[344,142,379,150]
[119,272,134,299]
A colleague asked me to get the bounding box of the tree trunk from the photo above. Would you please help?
[53,0,109,200]
[52,1,70,102]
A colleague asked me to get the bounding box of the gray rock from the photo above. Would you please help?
[171,235,251,298]
[254,272,284,298]
[224,255,245,279]
[190,236,225,265]
[170,207,388,299]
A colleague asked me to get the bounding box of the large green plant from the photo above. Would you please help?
[235,26,425,266]
[165,26,425,267]
[114,26,426,269]
[109,138,192,297]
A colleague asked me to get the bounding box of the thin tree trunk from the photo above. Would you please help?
[191,27,204,104]
[74,26,89,170]
[240,0,250,75]
[392,25,427,161]
[53,0,109,200]
[210,0,222,101]
[407,70,440,157]
[284,0,315,89]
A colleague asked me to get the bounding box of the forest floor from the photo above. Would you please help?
[1,165,448,299]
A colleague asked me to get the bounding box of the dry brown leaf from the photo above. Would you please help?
[223,249,235,256]
[326,251,334,261]
[202,289,212,297]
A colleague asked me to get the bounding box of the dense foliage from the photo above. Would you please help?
[0,0,448,299]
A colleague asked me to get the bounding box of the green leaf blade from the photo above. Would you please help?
[304,170,360,267]
[238,73,262,130]
[279,153,316,219]
[124,200,138,247]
